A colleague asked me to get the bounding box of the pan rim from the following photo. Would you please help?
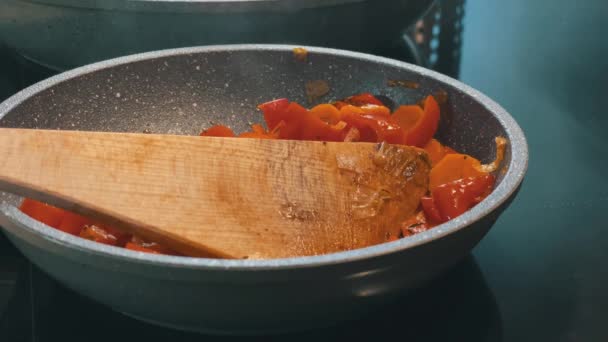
[0,44,528,271]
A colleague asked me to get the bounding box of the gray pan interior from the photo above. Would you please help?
[0,45,527,333]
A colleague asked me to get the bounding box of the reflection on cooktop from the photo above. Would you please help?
[0,235,501,342]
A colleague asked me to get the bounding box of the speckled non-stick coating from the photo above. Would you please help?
[0,45,527,334]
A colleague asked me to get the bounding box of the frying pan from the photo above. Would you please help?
[0,45,528,334]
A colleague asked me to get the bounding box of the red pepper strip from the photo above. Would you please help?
[238,123,282,139]
[258,98,290,130]
[359,104,391,118]
[273,103,304,139]
[78,222,131,246]
[251,124,266,134]
[200,125,235,137]
[420,196,444,224]
[103,225,131,246]
[432,174,496,221]
[392,105,423,132]
[429,153,486,190]
[332,101,349,110]
[19,199,66,228]
[340,105,406,144]
[423,139,448,166]
[405,95,440,147]
[58,211,91,235]
[341,93,385,107]
[276,103,347,142]
[310,104,341,124]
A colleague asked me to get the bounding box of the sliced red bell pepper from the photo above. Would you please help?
[332,101,349,110]
[423,139,448,166]
[275,103,347,142]
[420,196,444,224]
[431,174,496,221]
[258,98,290,130]
[405,95,440,147]
[58,211,91,235]
[359,104,391,118]
[238,124,279,139]
[19,199,66,228]
[200,125,235,137]
[392,105,424,132]
[78,222,130,246]
[103,225,131,246]
[429,153,486,190]
[269,102,306,139]
[250,124,266,134]
[310,104,342,124]
[340,105,406,144]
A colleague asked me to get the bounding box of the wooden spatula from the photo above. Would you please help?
[0,128,430,259]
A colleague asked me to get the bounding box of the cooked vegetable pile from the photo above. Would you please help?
[20,93,505,255]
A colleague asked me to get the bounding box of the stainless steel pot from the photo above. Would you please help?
[0,0,434,71]
[0,45,527,334]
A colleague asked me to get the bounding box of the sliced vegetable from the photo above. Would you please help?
[420,196,444,224]
[423,138,448,166]
[310,104,341,124]
[19,199,66,228]
[429,153,486,190]
[431,174,495,221]
[18,92,505,252]
[405,95,440,147]
[200,125,235,137]
[58,211,91,235]
[340,105,406,144]
[258,98,290,130]
[392,104,423,132]
[238,124,279,139]
[359,104,391,118]
[275,102,347,141]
